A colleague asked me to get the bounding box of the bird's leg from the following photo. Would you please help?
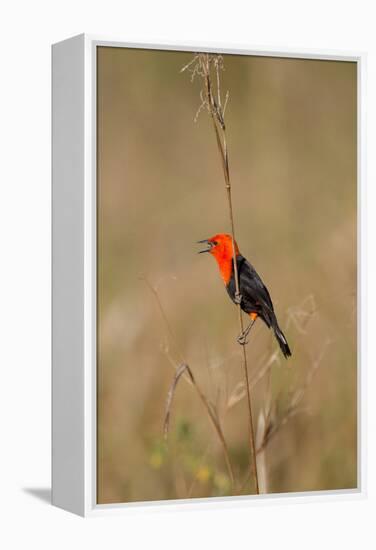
[237,318,256,346]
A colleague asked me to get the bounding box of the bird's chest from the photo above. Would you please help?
[219,260,234,286]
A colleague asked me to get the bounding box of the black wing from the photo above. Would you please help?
[226,255,275,327]
[226,255,291,358]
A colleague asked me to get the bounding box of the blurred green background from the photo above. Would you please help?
[97,47,357,504]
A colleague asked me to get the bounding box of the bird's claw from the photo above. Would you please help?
[234,292,242,305]
[237,333,248,346]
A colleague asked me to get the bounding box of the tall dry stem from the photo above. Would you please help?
[183,53,260,494]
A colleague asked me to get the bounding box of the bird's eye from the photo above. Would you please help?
[212,241,218,246]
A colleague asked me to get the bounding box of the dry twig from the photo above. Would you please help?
[163,362,234,491]
[143,277,235,491]
[183,53,260,494]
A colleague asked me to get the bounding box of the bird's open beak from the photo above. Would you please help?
[197,239,212,254]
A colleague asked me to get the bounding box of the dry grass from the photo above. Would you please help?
[152,264,327,494]
[153,55,334,494]
[96,47,357,503]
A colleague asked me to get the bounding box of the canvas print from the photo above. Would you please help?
[97,47,357,504]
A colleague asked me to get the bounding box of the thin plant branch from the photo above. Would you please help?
[163,362,235,492]
[257,339,330,453]
[238,338,331,492]
[142,276,185,365]
[143,277,235,492]
[185,53,260,494]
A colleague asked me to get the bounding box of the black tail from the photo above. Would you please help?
[273,323,291,359]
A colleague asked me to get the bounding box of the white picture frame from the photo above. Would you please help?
[52,34,366,517]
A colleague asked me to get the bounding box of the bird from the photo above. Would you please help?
[197,233,291,358]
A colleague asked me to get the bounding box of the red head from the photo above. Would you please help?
[198,233,240,285]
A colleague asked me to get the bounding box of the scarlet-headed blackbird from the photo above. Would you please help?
[198,233,291,358]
